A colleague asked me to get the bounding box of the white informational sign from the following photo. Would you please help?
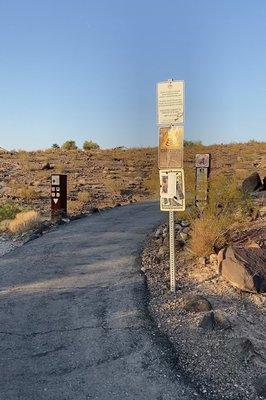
[157,80,184,125]
[51,175,60,185]
[195,154,210,168]
[160,169,185,211]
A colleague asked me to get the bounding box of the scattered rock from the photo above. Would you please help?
[158,245,168,257]
[209,253,218,264]
[182,227,190,234]
[213,310,232,330]
[198,257,206,267]
[179,232,188,241]
[180,220,190,228]
[219,245,266,293]
[199,311,215,329]
[175,223,182,231]
[242,172,262,193]
[41,162,54,170]
[254,374,266,398]
[184,295,212,313]
[199,310,231,330]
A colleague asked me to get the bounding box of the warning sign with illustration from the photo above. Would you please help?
[159,126,184,169]
[160,169,185,211]
[195,153,210,168]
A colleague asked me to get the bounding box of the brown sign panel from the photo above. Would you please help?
[51,174,67,220]
[195,153,210,168]
[159,126,184,169]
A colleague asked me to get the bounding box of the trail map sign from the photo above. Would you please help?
[157,80,184,125]
[160,169,185,211]
[51,174,67,220]
[158,126,184,169]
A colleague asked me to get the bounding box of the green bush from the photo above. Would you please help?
[83,140,100,150]
[61,140,78,150]
[0,203,20,222]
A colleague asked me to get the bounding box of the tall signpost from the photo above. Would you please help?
[157,79,185,293]
[195,154,211,211]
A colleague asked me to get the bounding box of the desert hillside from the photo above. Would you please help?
[0,141,265,218]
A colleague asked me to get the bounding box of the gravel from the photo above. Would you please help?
[141,223,266,400]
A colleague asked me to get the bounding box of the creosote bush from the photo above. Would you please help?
[189,175,253,257]
[83,140,100,150]
[0,203,20,222]
[61,140,78,150]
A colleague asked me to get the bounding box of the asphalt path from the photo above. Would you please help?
[0,202,201,400]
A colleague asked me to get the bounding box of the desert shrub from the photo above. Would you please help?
[18,186,38,199]
[143,169,159,196]
[189,176,253,257]
[8,211,41,235]
[61,140,78,150]
[67,200,83,215]
[104,179,125,193]
[0,203,20,222]
[184,140,202,147]
[77,190,91,203]
[83,140,100,150]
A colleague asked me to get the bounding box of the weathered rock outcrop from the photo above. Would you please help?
[242,172,262,193]
[218,245,266,293]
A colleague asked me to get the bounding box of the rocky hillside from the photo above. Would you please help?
[0,141,265,218]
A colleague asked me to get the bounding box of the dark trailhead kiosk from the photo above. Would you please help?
[51,174,67,220]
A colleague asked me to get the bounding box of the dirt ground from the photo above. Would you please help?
[141,220,266,400]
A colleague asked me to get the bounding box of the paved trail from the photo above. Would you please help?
[0,202,201,400]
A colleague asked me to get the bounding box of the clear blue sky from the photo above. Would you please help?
[0,0,266,150]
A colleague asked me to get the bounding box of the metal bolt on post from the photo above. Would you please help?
[169,210,176,292]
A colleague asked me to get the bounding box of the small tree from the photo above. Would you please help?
[61,140,78,150]
[83,140,100,151]
[51,143,60,149]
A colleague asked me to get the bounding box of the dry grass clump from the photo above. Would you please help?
[8,211,41,235]
[67,200,84,215]
[77,190,91,203]
[189,176,253,257]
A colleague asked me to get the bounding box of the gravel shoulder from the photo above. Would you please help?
[141,221,266,400]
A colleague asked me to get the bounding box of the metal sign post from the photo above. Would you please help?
[157,79,185,293]
[169,210,176,292]
[195,154,211,210]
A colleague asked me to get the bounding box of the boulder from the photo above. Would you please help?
[199,310,231,330]
[184,295,212,313]
[41,162,54,170]
[219,246,266,293]
[242,172,262,193]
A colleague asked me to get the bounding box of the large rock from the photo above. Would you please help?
[184,295,212,312]
[242,172,262,193]
[218,246,266,293]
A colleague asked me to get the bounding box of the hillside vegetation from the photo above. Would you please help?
[0,141,265,220]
